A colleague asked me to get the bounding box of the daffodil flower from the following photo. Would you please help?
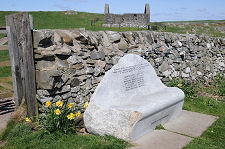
[55,109,61,115]
[56,101,63,107]
[84,102,88,108]
[67,103,74,109]
[25,117,31,123]
[45,101,51,107]
[75,111,81,117]
[67,113,75,120]
[177,84,182,88]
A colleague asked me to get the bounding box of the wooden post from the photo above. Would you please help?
[6,12,37,117]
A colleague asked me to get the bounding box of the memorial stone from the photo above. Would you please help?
[84,54,185,141]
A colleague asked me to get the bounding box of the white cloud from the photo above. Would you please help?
[53,4,72,10]
[198,8,207,12]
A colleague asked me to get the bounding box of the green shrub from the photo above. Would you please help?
[168,79,195,97]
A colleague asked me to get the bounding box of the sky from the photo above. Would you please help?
[0,0,224,22]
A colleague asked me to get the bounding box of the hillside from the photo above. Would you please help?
[0,11,224,37]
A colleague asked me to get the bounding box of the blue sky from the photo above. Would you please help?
[0,0,224,22]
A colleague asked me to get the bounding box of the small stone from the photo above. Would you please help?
[85,67,94,74]
[182,72,189,78]
[197,71,203,76]
[71,86,81,93]
[37,90,50,97]
[86,59,95,65]
[177,41,182,47]
[96,60,106,68]
[71,78,80,87]
[185,67,191,73]
[61,85,71,93]
[56,31,73,46]
[62,92,72,100]
[73,63,84,70]
[67,55,82,64]
[36,70,55,89]
[159,61,170,72]
[118,38,128,51]
[106,31,121,42]
[162,70,172,77]
[206,66,211,71]
[218,62,225,67]
[55,46,71,55]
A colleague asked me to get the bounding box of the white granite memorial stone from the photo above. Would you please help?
[84,54,184,141]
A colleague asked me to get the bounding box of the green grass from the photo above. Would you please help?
[0,66,11,77]
[0,11,146,32]
[0,50,10,62]
[0,121,129,149]
[0,33,6,39]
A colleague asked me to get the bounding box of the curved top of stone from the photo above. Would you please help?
[91,54,167,108]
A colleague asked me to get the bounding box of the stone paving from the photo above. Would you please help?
[130,110,218,149]
[0,98,15,133]
[0,37,8,51]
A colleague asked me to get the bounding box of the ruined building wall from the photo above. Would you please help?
[33,30,225,110]
[103,4,150,28]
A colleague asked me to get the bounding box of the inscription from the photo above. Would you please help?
[113,63,149,74]
[123,72,144,91]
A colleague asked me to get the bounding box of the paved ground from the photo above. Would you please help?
[0,98,15,133]
[130,110,218,149]
[0,37,8,50]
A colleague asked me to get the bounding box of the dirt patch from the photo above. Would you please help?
[0,45,8,51]
[0,77,13,99]
[196,91,225,101]
[0,61,10,67]
[0,140,7,147]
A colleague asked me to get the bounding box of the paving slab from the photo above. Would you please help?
[163,110,218,137]
[0,37,8,45]
[130,130,193,149]
[129,110,218,149]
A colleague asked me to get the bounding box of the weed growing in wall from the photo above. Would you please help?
[168,79,195,98]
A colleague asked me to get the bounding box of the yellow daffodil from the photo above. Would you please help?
[45,101,51,107]
[25,117,31,123]
[56,101,63,107]
[177,84,182,88]
[84,102,88,108]
[67,103,74,109]
[55,109,61,115]
[75,111,81,117]
[67,113,75,120]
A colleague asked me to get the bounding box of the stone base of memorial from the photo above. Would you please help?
[84,54,184,141]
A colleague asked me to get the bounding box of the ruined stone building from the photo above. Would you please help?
[103,3,150,28]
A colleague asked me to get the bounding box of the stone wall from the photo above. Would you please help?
[103,4,150,28]
[33,29,225,109]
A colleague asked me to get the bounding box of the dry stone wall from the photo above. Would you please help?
[33,30,225,109]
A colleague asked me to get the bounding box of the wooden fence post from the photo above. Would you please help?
[6,12,37,117]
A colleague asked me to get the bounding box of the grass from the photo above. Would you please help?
[0,121,129,149]
[0,66,11,77]
[0,50,9,62]
[0,34,6,39]
[0,11,146,32]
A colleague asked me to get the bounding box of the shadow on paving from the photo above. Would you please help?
[0,99,15,115]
